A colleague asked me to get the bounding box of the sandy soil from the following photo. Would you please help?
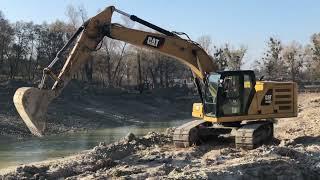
[1,93,320,179]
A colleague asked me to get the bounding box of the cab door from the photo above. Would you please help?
[217,71,255,117]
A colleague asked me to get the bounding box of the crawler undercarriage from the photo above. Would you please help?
[173,119,274,149]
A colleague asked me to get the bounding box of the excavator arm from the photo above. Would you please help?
[13,6,217,137]
[106,24,216,79]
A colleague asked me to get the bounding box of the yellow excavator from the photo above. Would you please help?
[13,6,298,149]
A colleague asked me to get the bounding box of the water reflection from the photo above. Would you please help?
[0,119,190,169]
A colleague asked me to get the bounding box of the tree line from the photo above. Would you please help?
[253,36,320,82]
[1,5,320,92]
[197,35,320,83]
[0,6,193,91]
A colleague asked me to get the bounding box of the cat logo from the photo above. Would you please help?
[261,89,273,105]
[143,35,165,48]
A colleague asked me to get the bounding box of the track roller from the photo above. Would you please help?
[173,120,231,148]
[235,120,274,149]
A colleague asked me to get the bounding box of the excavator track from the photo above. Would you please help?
[173,120,206,148]
[235,120,274,149]
[173,120,231,148]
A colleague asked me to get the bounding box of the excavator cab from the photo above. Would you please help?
[203,70,256,118]
[187,70,297,148]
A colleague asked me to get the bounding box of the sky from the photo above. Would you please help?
[0,0,319,68]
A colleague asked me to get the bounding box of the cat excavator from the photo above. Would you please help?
[13,6,298,149]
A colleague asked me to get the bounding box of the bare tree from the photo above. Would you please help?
[137,49,143,93]
[111,43,127,86]
[282,42,304,81]
[258,37,285,80]
[65,4,80,29]
[305,33,320,80]
[311,33,320,62]
[197,35,214,55]
[0,11,14,78]
[65,4,95,82]
[197,35,247,71]
[78,4,88,23]
[8,21,31,79]
[222,44,247,70]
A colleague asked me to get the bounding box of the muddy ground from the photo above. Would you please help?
[1,93,320,179]
[0,80,195,138]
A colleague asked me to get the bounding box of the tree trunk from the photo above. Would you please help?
[158,59,164,88]
[164,60,169,88]
[111,43,127,87]
[85,60,93,82]
[149,67,157,89]
[126,65,130,86]
[106,54,112,87]
[137,53,143,93]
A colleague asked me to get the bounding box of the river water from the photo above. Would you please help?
[0,120,189,170]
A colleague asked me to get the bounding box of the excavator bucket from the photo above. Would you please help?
[13,87,55,137]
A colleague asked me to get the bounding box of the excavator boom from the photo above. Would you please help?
[13,6,217,136]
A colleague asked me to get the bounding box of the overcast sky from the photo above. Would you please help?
[1,0,319,68]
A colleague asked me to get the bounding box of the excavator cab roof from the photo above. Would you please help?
[214,70,255,75]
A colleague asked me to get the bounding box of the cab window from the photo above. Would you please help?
[220,75,242,115]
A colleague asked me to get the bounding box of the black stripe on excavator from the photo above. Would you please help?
[194,77,204,103]
[58,21,89,58]
[48,24,86,68]
[130,15,175,37]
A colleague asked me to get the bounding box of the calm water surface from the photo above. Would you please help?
[0,120,189,170]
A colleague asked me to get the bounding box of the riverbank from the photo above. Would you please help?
[0,80,197,138]
[0,120,189,169]
[1,93,320,179]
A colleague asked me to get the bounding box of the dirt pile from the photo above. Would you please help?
[1,130,174,179]
[2,131,320,179]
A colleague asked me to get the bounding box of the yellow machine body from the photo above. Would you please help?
[193,80,298,123]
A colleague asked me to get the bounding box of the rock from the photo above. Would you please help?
[138,144,147,150]
[16,165,48,175]
[124,132,136,142]
[165,127,176,137]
